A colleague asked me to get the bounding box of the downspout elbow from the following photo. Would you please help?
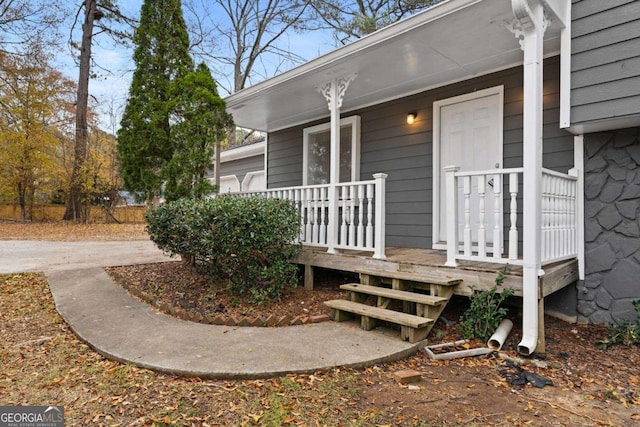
[518,268,542,356]
[518,333,537,356]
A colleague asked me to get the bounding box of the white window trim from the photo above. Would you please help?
[302,115,361,185]
[241,170,265,192]
[215,175,241,193]
[432,85,504,250]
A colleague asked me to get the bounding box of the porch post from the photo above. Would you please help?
[513,0,548,356]
[373,173,388,259]
[317,74,357,254]
[444,166,460,267]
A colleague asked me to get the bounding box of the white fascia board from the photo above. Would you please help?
[220,141,266,163]
[225,0,482,108]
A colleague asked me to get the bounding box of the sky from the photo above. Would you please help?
[55,0,336,132]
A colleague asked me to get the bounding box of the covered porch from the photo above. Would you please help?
[227,0,576,355]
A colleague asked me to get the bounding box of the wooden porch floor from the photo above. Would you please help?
[297,246,579,298]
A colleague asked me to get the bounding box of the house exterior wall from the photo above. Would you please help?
[578,127,640,324]
[267,57,574,249]
[571,0,640,127]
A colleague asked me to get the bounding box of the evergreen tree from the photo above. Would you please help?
[162,63,233,201]
[117,0,193,203]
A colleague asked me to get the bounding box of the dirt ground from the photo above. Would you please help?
[1,221,639,426]
[106,262,347,325]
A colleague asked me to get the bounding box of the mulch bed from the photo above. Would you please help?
[106,262,351,327]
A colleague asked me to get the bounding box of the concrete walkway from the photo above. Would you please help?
[1,240,421,379]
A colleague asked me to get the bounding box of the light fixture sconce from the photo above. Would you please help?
[406,112,417,125]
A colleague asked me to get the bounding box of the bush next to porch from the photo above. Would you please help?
[145,196,301,303]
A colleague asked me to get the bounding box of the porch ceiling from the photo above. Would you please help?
[226,0,562,132]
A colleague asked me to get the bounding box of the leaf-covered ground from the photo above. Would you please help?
[1,222,639,426]
[0,220,148,241]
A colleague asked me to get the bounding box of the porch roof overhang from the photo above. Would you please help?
[225,0,563,133]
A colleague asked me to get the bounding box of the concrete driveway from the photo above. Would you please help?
[0,240,171,274]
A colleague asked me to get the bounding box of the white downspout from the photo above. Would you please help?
[574,135,585,280]
[512,0,546,356]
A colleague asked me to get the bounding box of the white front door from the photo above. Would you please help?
[433,86,504,250]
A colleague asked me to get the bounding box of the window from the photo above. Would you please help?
[303,116,360,185]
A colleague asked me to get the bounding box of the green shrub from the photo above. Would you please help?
[597,300,640,350]
[145,196,301,303]
[144,198,211,264]
[459,267,515,341]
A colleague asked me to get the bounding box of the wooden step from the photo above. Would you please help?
[340,283,448,306]
[356,268,462,286]
[325,299,434,343]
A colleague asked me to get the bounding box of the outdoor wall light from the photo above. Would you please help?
[406,112,417,125]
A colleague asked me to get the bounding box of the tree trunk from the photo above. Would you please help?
[214,138,221,193]
[63,0,96,221]
[17,182,26,222]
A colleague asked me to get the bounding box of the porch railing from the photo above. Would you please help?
[541,168,579,264]
[238,173,387,259]
[444,166,578,267]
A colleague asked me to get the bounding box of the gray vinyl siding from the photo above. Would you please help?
[571,0,640,125]
[220,154,264,184]
[268,127,305,188]
[267,57,573,249]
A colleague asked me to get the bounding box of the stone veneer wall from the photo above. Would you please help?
[578,127,640,324]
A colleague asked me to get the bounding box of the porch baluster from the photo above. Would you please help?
[311,188,319,244]
[357,184,365,248]
[545,175,553,260]
[349,185,356,246]
[296,189,304,243]
[509,172,519,260]
[545,175,553,261]
[477,175,486,258]
[340,186,348,245]
[553,176,561,260]
[319,187,327,245]
[305,188,313,244]
[493,173,502,259]
[566,179,573,257]
[563,178,569,258]
[463,176,472,256]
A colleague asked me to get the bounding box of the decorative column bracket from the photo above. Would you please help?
[506,9,550,50]
[317,73,357,111]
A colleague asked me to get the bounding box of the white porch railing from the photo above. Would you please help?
[239,173,387,259]
[444,166,578,267]
[541,168,579,264]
